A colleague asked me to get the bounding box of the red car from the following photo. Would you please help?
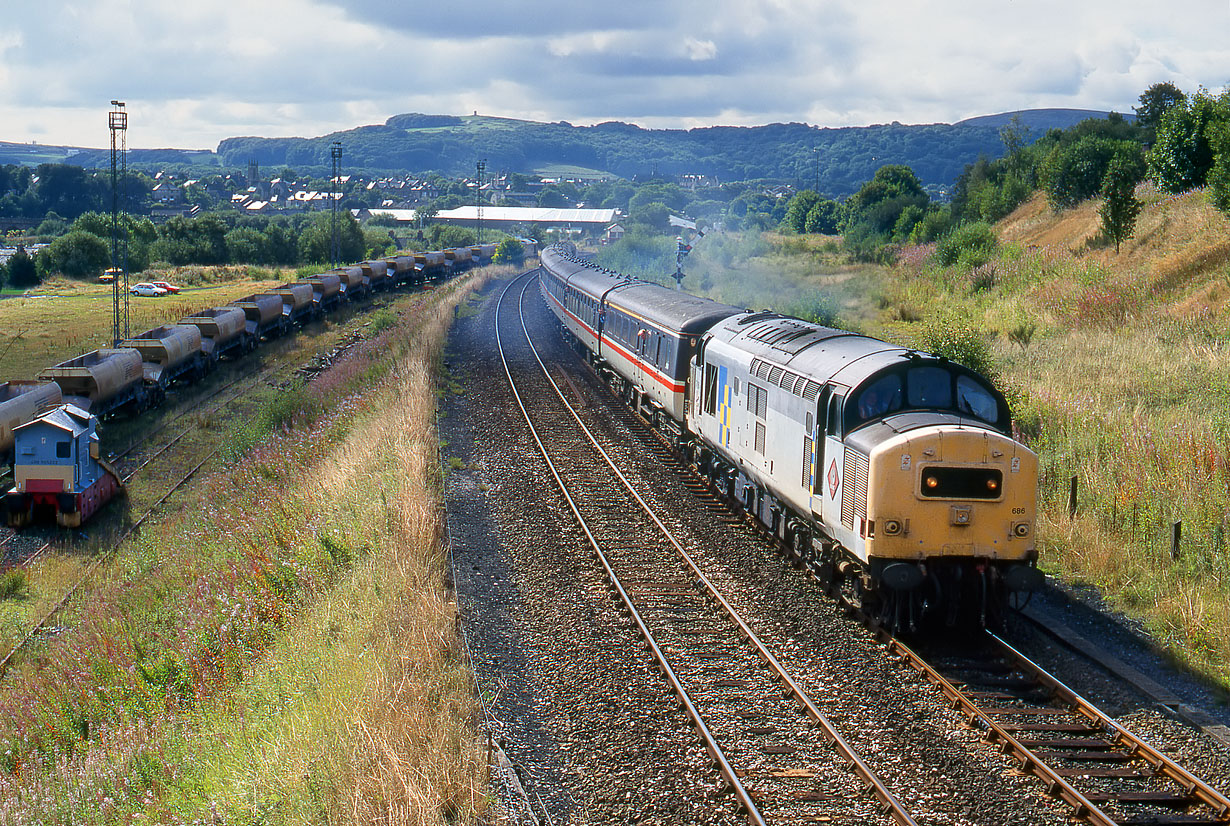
[150,281,181,294]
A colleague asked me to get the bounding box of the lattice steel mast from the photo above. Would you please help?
[329,141,342,267]
[109,100,129,346]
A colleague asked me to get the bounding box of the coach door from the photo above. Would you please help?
[818,390,845,532]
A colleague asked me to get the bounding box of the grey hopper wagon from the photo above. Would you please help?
[0,381,63,462]
[384,256,416,287]
[360,261,391,292]
[274,283,317,326]
[38,349,149,417]
[415,251,446,280]
[305,274,343,312]
[120,325,206,391]
[231,294,288,340]
[332,266,370,300]
[180,306,251,361]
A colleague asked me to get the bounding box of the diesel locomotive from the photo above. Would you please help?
[539,243,1040,629]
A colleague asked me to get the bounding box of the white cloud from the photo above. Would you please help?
[0,0,1229,148]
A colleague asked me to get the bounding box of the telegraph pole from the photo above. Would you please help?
[330,141,343,267]
[475,158,486,243]
[109,100,128,346]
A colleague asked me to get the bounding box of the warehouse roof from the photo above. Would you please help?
[435,206,617,224]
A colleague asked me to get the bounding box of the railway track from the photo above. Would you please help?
[498,271,916,825]
[0,291,411,678]
[892,631,1230,826]
[524,270,1230,826]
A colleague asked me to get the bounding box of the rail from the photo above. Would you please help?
[501,270,918,826]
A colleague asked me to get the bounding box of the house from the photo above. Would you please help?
[605,223,626,244]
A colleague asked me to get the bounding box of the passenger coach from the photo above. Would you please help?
[538,246,741,430]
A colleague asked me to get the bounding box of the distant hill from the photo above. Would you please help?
[956,108,1135,131]
[0,108,1130,197]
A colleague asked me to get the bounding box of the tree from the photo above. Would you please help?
[298,212,364,264]
[804,199,842,234]
[493,237,524,264]
[5,246,37,288]
[1148,91,1230,193]
[1135,82,1187,133]
[1042,137,1144,209]
[1207,122,1230,215]
[35,230,110,279]
[1099,157,1142,253]
[782,190,822,233]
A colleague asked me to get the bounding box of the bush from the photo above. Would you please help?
[934,222,997,269]
[5,246,37,288]
[35,230,110,279]
[916,313,998,381]
[493,237,524,264]
[1042,136,1145,209]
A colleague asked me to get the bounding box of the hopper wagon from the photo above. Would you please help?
[0,381,63,464]
[469,244,497,265]
[333,266,370,301]
[38,349,150,418]
[305,273,343,313]
[384,255,416,287]
[121,325,206,400]
[444,246,472,273]
[360,260,392,292]
[415,251,446,281]
[180,306,252,363]
[231,293,288,340]
[274,283,317,326]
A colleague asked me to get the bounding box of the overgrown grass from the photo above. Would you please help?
[0,267,510,823]
[873,191,1230,687]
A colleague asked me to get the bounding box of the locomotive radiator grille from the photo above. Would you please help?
[842,447,869,530]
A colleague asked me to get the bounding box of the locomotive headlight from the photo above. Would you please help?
[1013,522,1031,537]
[986,478,999,492]
[925,476,939,489]
[883,519,903,536]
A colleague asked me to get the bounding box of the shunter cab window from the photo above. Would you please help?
[56,440,71,459]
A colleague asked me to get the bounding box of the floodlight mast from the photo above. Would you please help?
[109,101,128,346]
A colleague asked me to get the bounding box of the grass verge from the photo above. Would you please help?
[0,267,514,823]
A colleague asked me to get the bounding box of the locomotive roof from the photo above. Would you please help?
[709,312,918,388]
[541,246,742,335]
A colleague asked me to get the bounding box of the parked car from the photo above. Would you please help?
[99,268,119,283]
[130,283,168,297]
[150,280,181,294]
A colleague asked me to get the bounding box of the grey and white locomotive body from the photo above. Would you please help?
[690,312,1040,627]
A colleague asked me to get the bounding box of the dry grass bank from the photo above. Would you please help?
[0,269,509,823]
[875,188,1230,685]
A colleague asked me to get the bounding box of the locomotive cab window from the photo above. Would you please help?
[856,374,902,419]
[907,366,952,408]
[956,376,998,423]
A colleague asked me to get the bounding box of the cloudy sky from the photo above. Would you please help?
[1,1,1227,150]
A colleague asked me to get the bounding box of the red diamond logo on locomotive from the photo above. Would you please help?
[827,459,839,499]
